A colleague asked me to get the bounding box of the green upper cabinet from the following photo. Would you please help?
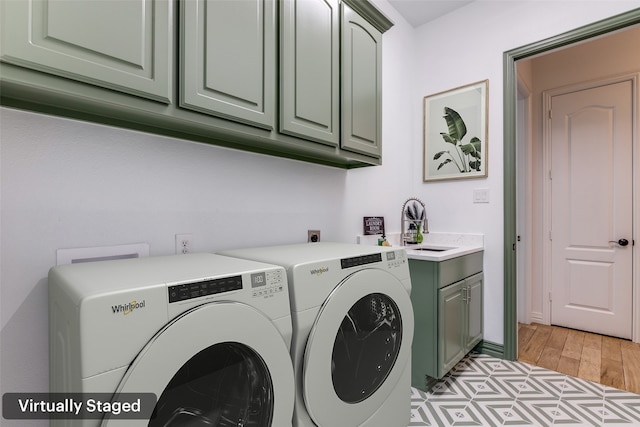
[181,0,276,129]
[280,0,340,146]
[0,0,172,103]
[341,3,383,157]
[280,0,390,156]
[0,0,393,168]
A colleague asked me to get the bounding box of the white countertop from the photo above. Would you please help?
[356,232,484,262]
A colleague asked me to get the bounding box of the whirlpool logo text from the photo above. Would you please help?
[111,300,146,315]
[310,267,329,276]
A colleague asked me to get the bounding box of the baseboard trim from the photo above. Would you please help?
[530,312,543,324]
[475,340,505,359]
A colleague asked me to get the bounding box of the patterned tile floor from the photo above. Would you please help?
[409,353,640,426]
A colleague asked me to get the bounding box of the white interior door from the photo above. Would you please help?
[550,79,633,339]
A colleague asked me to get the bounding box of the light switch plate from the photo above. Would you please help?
[473,188,490,203]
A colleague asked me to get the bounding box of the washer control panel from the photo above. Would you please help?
[385,250,407,270]
[168,275,243,303]
[250,269,285,299]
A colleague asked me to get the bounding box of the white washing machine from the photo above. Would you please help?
[220,243,414,427]
[48,253,295,427]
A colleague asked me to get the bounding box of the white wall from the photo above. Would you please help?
[0,108,351,392]
[408,0,640,346]
[1,2,639,425]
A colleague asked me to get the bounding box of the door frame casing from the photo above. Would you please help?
[516,75,533,325]
[503,9,640,361]
[541,74,639,338]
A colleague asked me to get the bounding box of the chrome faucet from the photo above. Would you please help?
[401,198,428,245]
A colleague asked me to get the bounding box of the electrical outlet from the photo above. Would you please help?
[308,230,321,243]
[175,234,193,254]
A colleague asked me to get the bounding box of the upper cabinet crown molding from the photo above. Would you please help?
[341,0,394,33]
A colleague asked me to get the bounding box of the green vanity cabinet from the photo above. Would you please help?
[409,251,484,391]
[1,0,173,103]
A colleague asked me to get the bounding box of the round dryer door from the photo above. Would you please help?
[100,302,294,427]
[302,268,414,427]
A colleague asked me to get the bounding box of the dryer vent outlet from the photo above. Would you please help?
[308,230,321,243]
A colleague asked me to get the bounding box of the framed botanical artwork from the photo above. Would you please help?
[423,80,488,182]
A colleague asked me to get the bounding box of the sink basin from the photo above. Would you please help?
[411,245,458,252]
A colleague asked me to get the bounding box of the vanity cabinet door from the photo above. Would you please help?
[280,0,340,146]
[1,0,172,103]
[438,280,466,377]
[180,0,276,129]
[465,273,484,351]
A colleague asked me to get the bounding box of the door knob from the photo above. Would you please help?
[609,238,629,247]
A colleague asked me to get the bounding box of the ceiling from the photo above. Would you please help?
[387,0,475,27]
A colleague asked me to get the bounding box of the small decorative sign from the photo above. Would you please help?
[363,217,385,235]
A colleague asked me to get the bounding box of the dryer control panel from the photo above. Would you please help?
[340,250,407,271]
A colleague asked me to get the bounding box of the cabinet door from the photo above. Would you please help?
[280,0,339,146]
[465,273,484,351]
[438,280,466,377]
[1,0,172,103]
[341,4,383,158]
[181,0,276,129]
[408,260,439,386]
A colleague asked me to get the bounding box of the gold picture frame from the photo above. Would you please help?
[423,80,488,182]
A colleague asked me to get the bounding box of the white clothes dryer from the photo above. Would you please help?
[48,253,295,427]
[220,243,414,427]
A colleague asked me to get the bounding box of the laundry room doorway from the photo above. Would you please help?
[503,10,640,361]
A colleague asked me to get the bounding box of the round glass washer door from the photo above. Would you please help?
[302,268,414,427]
[101,301,294,427]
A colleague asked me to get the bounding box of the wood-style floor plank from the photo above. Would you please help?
[518,323,536,349]
[547,326,569,350]
[518,323,639,395]
[602,335,622,362]
[600,335,625,390]
[577,332,602,382]
[562,329,585,360]
[556,355,580,377]
[519,324,552,365]
[601,356,625,390]
[621,341,640,394]
[537,326,569,370]
[537,346,561,371]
